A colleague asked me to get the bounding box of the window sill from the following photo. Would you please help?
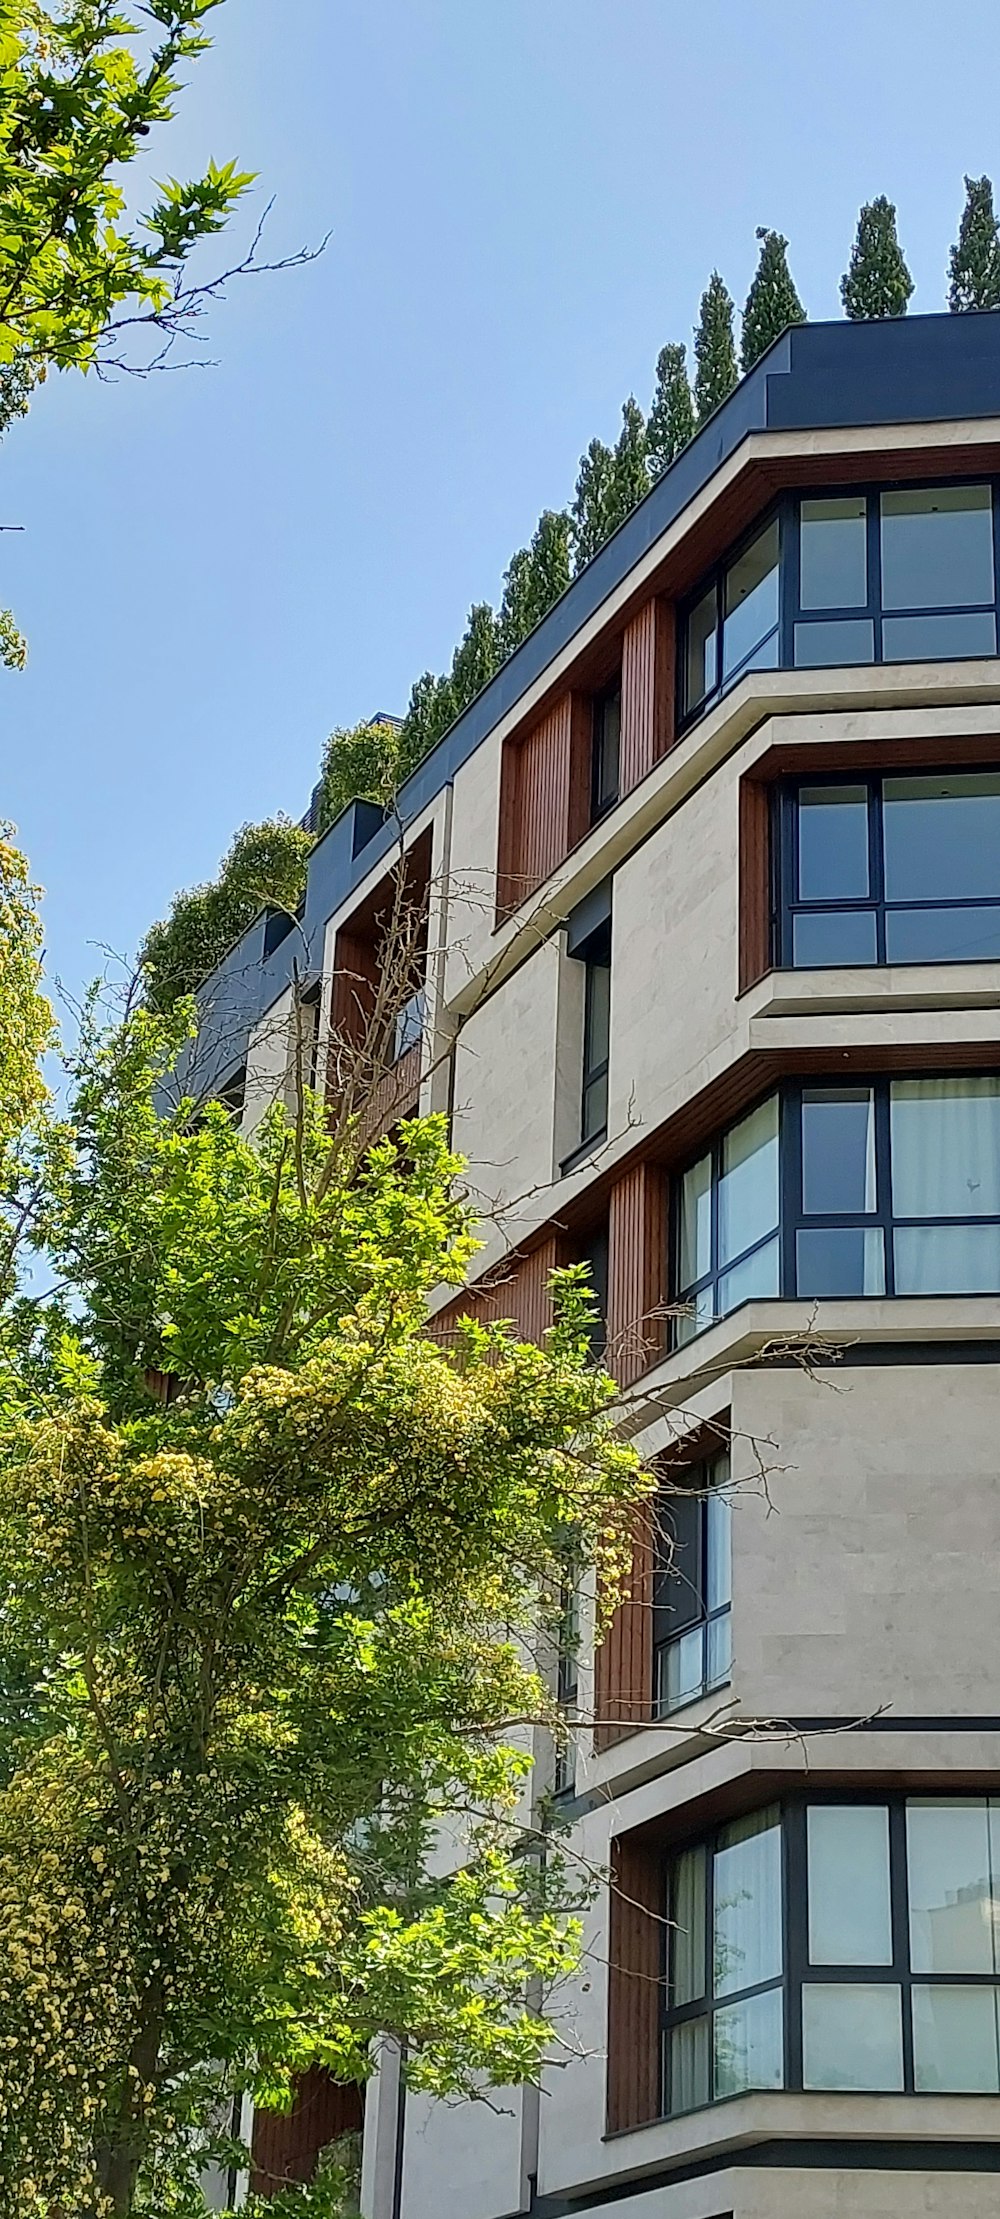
[559,1130,608,1179]
[598,2085,1000,2168]
[746,959,1000,1022]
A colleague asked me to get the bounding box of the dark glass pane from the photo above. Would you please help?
[882,610,996,661]
[883,773,1000,903]
[793,617,875,667]
[723,519,779,677]
[796,1226,885,1297]
[880,484,994,611]
[584,957,611,1075]
[802,1085,877,1213]
[797,785,869,900]
[686,583,718,711]
[799,495,868,609]
[886,905,1000,964]
[581,1071,608,1144]
[594,685,621,812]
[653,1489,703,1641]
[792,909,878,966]
[722,626,778,691]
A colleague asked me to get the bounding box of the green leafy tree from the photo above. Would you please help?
[398,670,458,774]
[741,227,806,370]
[140,819,313,1013]
[609,394,649,523]
[498,509,571,657]
[693,271,738,423]
[840,197,914,320]
[570,436,618,571]
[0,981,647,2216]
[314,720,405,833]
[646,342,695,476]
[449,601,502,713]
[948,174,1000,311]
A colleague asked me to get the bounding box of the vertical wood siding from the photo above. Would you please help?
[738,775,772,993]
[330,928,381,1045]
[594,1502,654,1750]
[620,598,675,797]
[607,1163,669,1388]
[497,694,591,919]
[606,1836,663,2134]
[428,1235,559,1348]
[251,2070,364,2195]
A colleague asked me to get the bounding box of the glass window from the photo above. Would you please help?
[802,1983,904,2092]
[679,1151,712,1292]
[797,784,870,901]
[885,906,1000,965]
[807,1805,893,1965]
[714,1986,783,2098]
[714,1810,783,1995]
[686,582,718,713]
[677,1099,781,1345]
[880,484,994,612]
[800,495,868,610]
[890,1078,1000,1220]
[592,682,621,818]
[796,1225,885,1298]
[581,939,611,1146]
[912,1986,1000,2094]
[393,987,425,1062]
[654,1455,732,1716]
[793,616,875,667]
[882,609,997,661]
[906,1799,1000,1974]
[883,773,1000,903]
[792,909,879,967]
[801,1087,876,1215]
[718,1096,779,1267]
[722,520,779,680]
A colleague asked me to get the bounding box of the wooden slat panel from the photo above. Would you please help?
[428,1236,558,1349]
[606,1836,662,2134]
[330,929,380,1045]
[738,775,771,995]
[354,1042,421,1151]
[594,1500,654,1752]
[620,597,675,796]
[497,692,591,919]
[251,2070,363,2195]
[607,1163,669,1388]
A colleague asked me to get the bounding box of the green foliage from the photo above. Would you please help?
[498,510,571,656]
[841,196,913,320]
[611,394,649,520]
[314,720,405,833]
[693,270,738,423]
[571,435,618,571]
[0,829,51,1222]
[647,341,695,476]
[449,600,502,714]
[398,670,458,774]
[948,175,1000,311]
[140,818,312,1013]
[741,227,806,370]
[0,988,648,2213]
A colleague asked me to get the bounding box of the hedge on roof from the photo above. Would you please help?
[140,818,312,1015]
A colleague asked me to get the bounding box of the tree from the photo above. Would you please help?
[449,601,501,714]
[398,670,457,773]
[741,227,806,370]
[948,174,1000,311]
[570,436,618,570]
[693,271,738,423]
[498,510,571,658]
[840,196,914,320]
[0,973,647,2215]
[610,394,649,523]
[140,819,313,1013]
[313,721,406,834]
[646,342,695,476]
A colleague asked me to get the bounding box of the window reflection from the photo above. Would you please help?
[880,484,994,611]
[800,495,867,610]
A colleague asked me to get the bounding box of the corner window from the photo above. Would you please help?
[653,1452,732,1714]
[683,517,780,720]
[662,1795,1000,2116]
[592,679,622,821]
[781,772,1000,967]
[676,1096,779,1344]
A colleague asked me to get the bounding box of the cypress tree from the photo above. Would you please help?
[610,395,649,523]
[840,197,913,319]
[571,436,618,571]
[399,670,457,771]
[498,510,571,657]
[948,175,1000,311]
[693,272,738,424]
[647,342,695,476]
[449,601,501,713]
[741,227,806,370]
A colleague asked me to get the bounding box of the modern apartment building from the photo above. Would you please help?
[187,308,1000,2218]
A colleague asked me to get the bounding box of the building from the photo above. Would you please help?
[187,308,1000,2218]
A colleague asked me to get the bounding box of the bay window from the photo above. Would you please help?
[662,1795,1000,2115]
[780,771,1000,967]
[675,1075,1000,1339]
[653,1453,732,1715]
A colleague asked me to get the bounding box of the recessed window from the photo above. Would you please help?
[676,1097,779,1343]
[592,679,622,821]
[781,772,1000,968]
[682,519,780,719]
[581,927,611,1147]
[653,1453,732,1714]
[661,1795,1000,2116]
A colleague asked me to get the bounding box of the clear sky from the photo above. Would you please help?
[6,0,1000,1004]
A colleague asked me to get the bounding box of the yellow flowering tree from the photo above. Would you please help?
[0,987,647,2216]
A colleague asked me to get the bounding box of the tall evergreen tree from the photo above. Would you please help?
[499,511,571,656]
[741,227,806,370]
[450,601,502,713]
[647,342,695,476]
[610,395,650,524]
[399,670,457,771]
[694,272,738,424]
[571,437,618,571]
[840,197,914,319]
[948,175,1000,311]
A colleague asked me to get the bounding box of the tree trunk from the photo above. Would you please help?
[93,1977,165,2218]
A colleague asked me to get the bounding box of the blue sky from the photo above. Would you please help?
[6,0,1000,1003]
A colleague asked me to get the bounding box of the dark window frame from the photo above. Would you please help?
[673,1072,1000,1343]
[652,1452,732,1717]
[660,1790,1000,2117]
[591,677,622,823]
[677,476,1000,738]
[580,918,612,1150]
[775,768,1000,970]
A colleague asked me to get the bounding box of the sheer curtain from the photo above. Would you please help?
[891,1079,1000,1294]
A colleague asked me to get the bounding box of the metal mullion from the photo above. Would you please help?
[992,479,1000,619]
[782,1085,800,1298]
[784,1801,806,2090]
[888,1800,915,2092]
[866,493,882,661]
[874,1080,895,1296]
[773,784,790,966]
[868,776,886,964]
[779,494,797,666]
[706,1826,716,2098]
